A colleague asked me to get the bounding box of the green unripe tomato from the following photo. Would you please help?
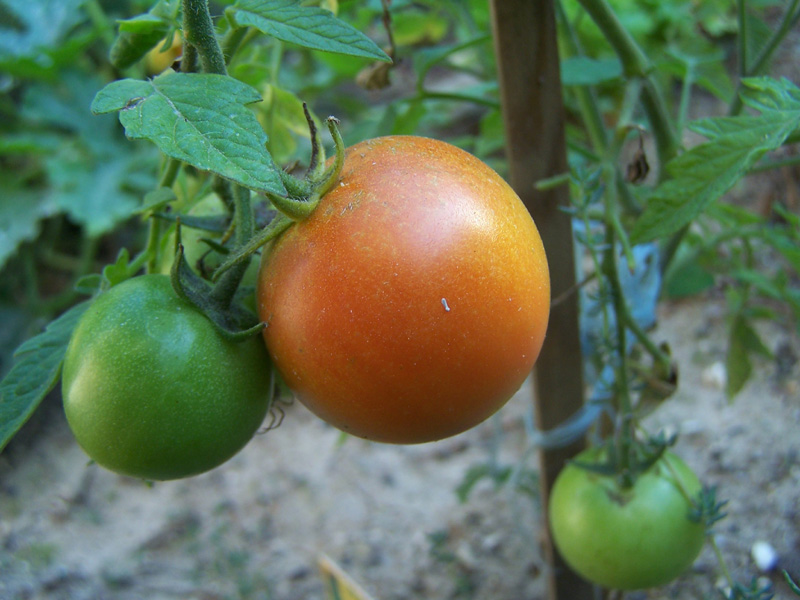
[62,275,272,480]
[548,449,706,590]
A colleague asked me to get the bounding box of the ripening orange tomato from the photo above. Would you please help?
[257,136,550,443]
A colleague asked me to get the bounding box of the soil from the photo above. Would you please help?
[1,291,799,600]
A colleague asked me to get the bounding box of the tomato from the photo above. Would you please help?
[62,275,272,480]
[145,34,182,74]
[257,136,550,443]
[548,449,706,590]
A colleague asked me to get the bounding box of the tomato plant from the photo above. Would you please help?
[62,274,273,480]
[256,135,550,444]
[2,1,799,597]
[157,192,259,288]
[548,448,706,590]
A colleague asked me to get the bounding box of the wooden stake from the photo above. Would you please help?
[488,1,594,598]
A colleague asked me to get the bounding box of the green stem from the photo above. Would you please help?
[640,79,679,173]
[210,185,254,308]
[36,234,100,315]
[145,158,182,274]
[576,0,680,169]
[212,214,293,282]
[84,0,115,47]
[213,176,235,213]
[729,0,800,115]
[181,42,199,73]
[233,185,255,245]
[709,534,734,589]
[659,223,689,275]
[221,25,249,63]
[181,0,258,313]
[676,66,695,134]
[786,128,800,145]
[182,0,227,76]
[556,0,608,154]
[748,0,800,76]
[601,164,638,484]
[750,153,800,173]
[576,0,648,77]
[604,241,632,425]
[737,0,747,77]
[313,117,346,198]
[159,158,181,188]
[415,90,500,109]
[622,309,671,372]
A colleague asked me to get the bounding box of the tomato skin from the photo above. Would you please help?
[549,449,706,590]
[62,275,271,480]
[145,35,182,74]
[257,136,550,443]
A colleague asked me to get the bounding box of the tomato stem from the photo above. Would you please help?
[575,0,679,168]
[265,116,344,222]
[600,162,638,486]
[211,213,293,282]
[313,117,346,199]
[221,24,248,64]
[141,158,182,275]
[209,186,256,309]
[182,0,227,76]
[266,191,318,221]
[305,103,325,180]
[709,534,734,590]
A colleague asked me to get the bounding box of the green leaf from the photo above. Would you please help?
[561,57,622,86]
[785,570,800,595]
[0,0,87,77]
[259,84,312,164]
[664,259,714,299]
[413,35,489,82]
[102,248,133,288]
[20,71,158,236]
[227,0,390,62]
[455,463,512,503]
[392,9,449,46]
[109,0,180,69]
[0,0,85,54]
[45,142,152,237]
[92,73,287,197]
[726,314,772,398]
[0,185,58,270]
[110,21,170,70]
[734,269,784,300]
[0,132,62,155]
[74,274,102,296]
[744,12,773,73]
[630,77,800,244]
[0,301,89,453]
[22,71,112,146]
[771,233,800,273]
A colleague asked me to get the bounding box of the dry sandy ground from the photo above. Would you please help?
[1,294,799,600]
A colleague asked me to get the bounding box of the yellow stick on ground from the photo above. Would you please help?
[318,554,378,600]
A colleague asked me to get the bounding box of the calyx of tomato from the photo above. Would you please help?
[571,432,677,489]
[166,105,345,339]
[266,107,345,221]
[168,219,265,342]
[208,107,345,284]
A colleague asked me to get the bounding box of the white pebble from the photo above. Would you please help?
[701,361,727,390]
[751,541,779,572]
